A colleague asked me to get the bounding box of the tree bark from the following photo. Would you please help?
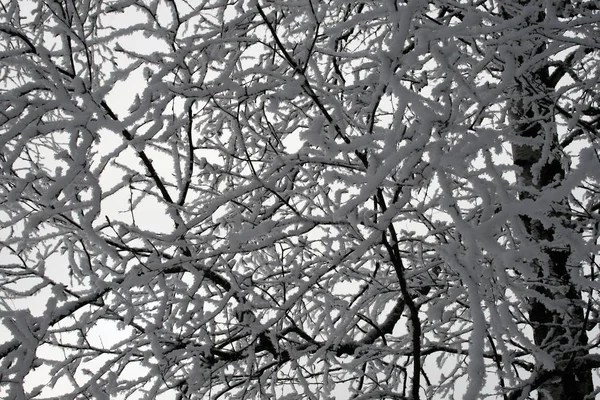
[512,109,593,399]
[509,5,594,396]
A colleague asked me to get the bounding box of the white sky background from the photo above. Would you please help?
[0,13,543,400]
[1,1,600,399]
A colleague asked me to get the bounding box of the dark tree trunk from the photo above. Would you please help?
[509,9,594,394]
[512,113,593,398]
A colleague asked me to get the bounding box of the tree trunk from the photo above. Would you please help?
[509,4,594,396]
[512,109,593,399]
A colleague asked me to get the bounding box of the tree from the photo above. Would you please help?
[1,0,599,399]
